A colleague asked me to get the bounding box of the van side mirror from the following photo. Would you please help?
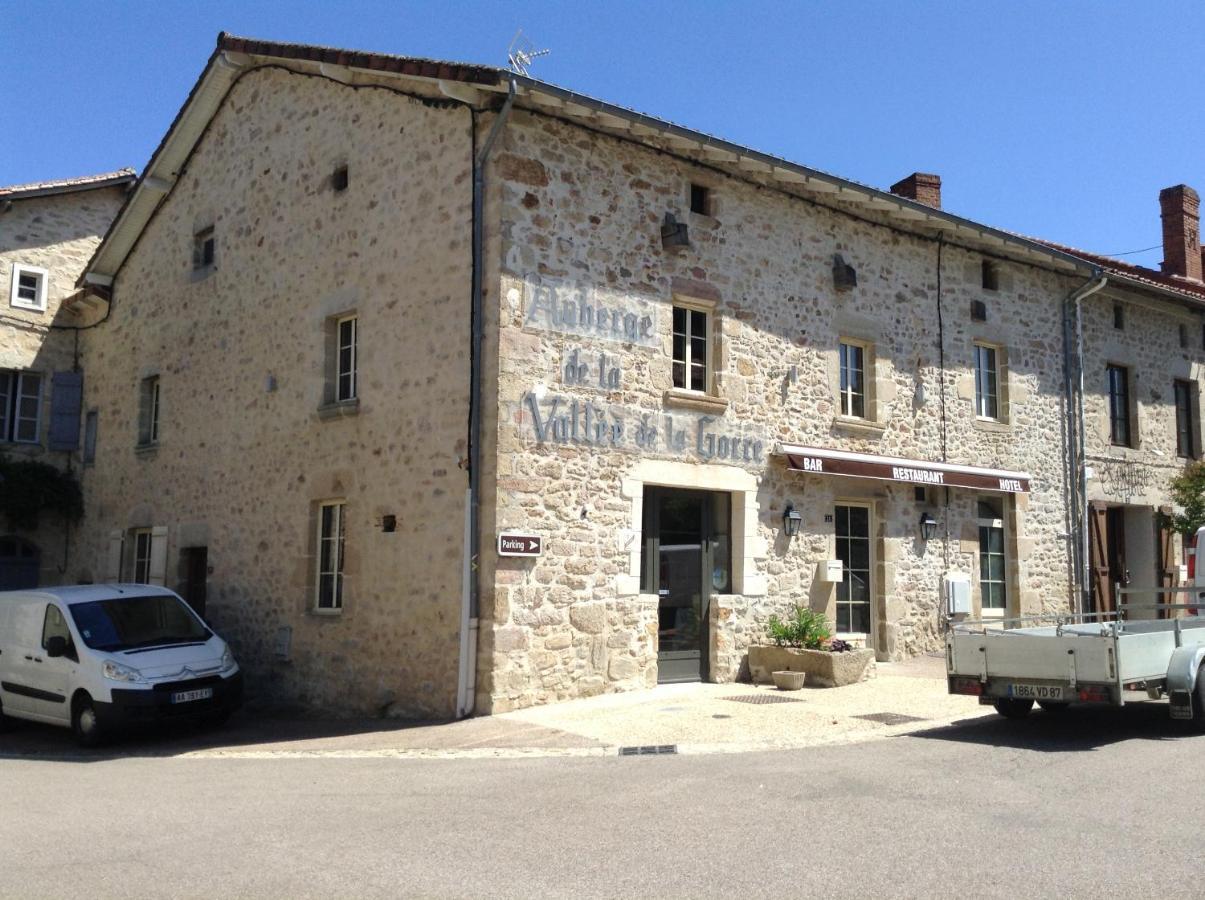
[45,635,69,658]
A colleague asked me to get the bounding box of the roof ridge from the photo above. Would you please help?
[0,168,137,197]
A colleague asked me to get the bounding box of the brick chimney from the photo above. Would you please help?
[890,172,942,209]
[1159,184,1202,281]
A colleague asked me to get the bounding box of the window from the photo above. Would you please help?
[1113,303,1124,330]
[1181,323,1190,349]
[973,344,999,420]
[132,529,153,584]
[192,226,215,271]
[1107,364,1132,447]
[316,501,346,611]
[10,264,48,312]
[672,305,710,392]
[83,410,98,464]
[838,341,866,418]
[970,300,987,322]
[138,376,160,447]
[0,370,43,443]
[834,504,871,634]
[978,498,1007,612]
[332,165,349,192]
[689,183,711,216]
[41,604,73,655]
[981,260,999,291]
[1175,379,1197,459]
[336,315,357,402]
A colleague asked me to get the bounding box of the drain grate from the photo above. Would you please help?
[724,693,804,705]
[854,712,928,726]
[619,744,678,756]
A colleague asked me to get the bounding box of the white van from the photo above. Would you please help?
[0,584,242,747]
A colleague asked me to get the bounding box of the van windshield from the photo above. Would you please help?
[68,594,211,652]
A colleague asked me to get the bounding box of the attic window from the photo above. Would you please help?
[192,226,215,271]
[1180,323,1189,349]
[332,165,349,192]
[1113,303,1124,330]
[981,260,999,291]
[689,183,711,216]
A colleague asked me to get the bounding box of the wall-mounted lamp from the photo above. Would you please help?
[783,504,802,538]
[661,212,690,249]
[919,512,938,542]
[832,253,857,291]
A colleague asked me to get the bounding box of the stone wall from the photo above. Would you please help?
[478,108,1086,711]
[0,186,127,585]
[77,67,474,717]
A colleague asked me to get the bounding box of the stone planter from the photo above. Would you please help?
[771,670,807,691]
[748,645,876,688]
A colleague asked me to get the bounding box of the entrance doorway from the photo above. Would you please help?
[642,488,730,683]
[0,536,39,590]
[180,547,208,618]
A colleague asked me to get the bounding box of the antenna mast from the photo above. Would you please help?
[507,30,550,75]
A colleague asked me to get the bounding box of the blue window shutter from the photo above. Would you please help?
[48,371,83,451]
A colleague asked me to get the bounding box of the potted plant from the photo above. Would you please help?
[748,606,876,688]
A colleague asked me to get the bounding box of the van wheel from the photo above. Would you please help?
[994,698,1034,719]
[1038,701,1070,714]
[0,697,16,733]
[72,694,104,748]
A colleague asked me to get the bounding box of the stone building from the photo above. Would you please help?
[0,171,134,588]
[26,34,1202,717]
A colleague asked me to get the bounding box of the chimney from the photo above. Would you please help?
[890,172,942,209]
[1159,184,1202,281]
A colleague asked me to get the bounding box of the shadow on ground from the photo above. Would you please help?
[909,699,1198,752]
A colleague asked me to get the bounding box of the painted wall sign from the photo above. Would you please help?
[782,446,1031,493]
[522,278,660,348]
[498,533,543,557]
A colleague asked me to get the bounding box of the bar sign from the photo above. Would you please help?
[498,532,542,557]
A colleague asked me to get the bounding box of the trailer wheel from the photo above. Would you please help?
[1038,701,1070,714]
[994,698,1034,719]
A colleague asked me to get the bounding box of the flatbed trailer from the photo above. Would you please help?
[947,596,1205,721]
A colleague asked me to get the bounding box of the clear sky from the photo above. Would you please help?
[3,1,1201,269]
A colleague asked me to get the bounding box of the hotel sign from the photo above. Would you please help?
[783,448,1030,493]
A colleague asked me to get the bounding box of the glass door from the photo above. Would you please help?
[834,504,872,635]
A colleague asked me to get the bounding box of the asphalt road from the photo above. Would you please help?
[1,703,1202,899]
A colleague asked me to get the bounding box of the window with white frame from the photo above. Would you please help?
[132,528,153,584]
[10,264,48,312]
[316,501,346,611]
[973,343,999,420]
[138,376,160,447]
[336,315,357,402]
[672,304,710,392]
[0,370,43,443]
[978,498,1007,612]
[838,340,867,418]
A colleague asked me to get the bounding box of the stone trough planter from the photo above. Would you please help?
[748,645,876,688]
[771,670,807,691]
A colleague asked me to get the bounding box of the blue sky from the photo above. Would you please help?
[3,1,1201,268]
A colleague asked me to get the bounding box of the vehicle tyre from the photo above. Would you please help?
[1037,701,1070,714]
[71,693,105,748]
[0,697,16,733]
[993,697,1034,719]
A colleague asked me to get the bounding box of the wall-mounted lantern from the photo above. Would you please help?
[919,512,938,542]
[783,504,802,538]
[661,212,690,249]
[833,253,857,291]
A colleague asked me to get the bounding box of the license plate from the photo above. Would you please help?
[1008,683,1063,700]
[171,687,214,704]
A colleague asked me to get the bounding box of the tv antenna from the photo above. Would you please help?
[507,30,550,76]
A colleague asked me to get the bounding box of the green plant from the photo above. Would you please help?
[0,456,83,530]
[765,606,833,650]
[1170,460,1205,537]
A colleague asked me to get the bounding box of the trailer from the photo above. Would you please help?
[947,589,1205,722]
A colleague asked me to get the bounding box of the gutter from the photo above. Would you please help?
[1063,272,1108,613]
[457,75,517,719]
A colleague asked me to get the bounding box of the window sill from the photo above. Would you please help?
[310,607,344,617]
[973,417,1010,434]
[317,398,360,420]
[134,443,159,457]
[10,302,47,314]
[662,389,728,414]
[831,415,886,436]
[189,265,216,283]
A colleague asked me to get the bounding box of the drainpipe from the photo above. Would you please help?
[1066,272,1108,614]
[457,75,517,719]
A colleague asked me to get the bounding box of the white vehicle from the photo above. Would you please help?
[947,525,1205,722]
[0,584,242,746]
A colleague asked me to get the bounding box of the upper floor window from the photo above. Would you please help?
[10,264,48,312]
[0,370,43,443]
[1113,303,1124,330]
[192,226,215,271]
[1107,364,1132,447]
[138,376,160,447]
[689,183,711,216]
[981,260,999,291]
[672,305,710,393]
[838,341,866,418]
[316,500,346,612]
[1175,379,1197,459]
[336,315,358,402]
[973,344,999,420]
